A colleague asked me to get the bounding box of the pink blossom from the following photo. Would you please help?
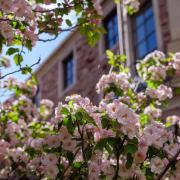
[94,128,115,142]
[101,160,114,179]
[0,0,12,13]
[150,157,168,174]
[44,164,59,179]
[96,72,130,94]
[41,154,58,166]
[0,139,10,154]
[166,115,180,127]
[62,138,77,151]
[0,22,13,44]
[148,66,166,81]
[146,85,172,101]
[29,138,43,150]
[46,134,61,148]
[144,106,162,119]
[123,0,140,11]
[88,162,101,180]
[173,52,180,70]
[164,143,180,158]
[143,50,165,62]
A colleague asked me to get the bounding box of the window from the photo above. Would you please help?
[104,10,119,49]
[133,3,157,60]
[63,54,74,89]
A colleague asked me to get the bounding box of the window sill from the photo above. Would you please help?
[59,82,76,101]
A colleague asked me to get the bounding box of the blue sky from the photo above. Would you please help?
[2,32,69,80]
[0,32,69,102]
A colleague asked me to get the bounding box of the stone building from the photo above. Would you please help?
[35,0,180,116]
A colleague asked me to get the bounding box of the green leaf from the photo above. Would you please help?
[8,111,19,123]
[101,115,111,129]
[66,151,74,163]
[126,153,133,169]
[68,100,74,108]
[95,137,116,150]
[174,87,180,95]
[6,48,19,55]
[61,107,70,115]
[65,19,72,26]
[165,121,171,128]
[147,146,165,159]
[106,50,114,60]
[13,54,23,65]
[145,167,154,180]
[63,116,74,134]
[140,113,149,126]
[21,66,32,74]
[73,162,82,169]
[124,143,138,154]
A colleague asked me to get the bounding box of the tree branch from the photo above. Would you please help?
[0,57,41,79]
[114,136,126,180]
[156,147,180,180]
[38,24,78,42]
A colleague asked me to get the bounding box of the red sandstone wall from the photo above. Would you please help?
[59,36,111,105]
[40,62,59,105]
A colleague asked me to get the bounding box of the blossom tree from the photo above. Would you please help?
[0,0,180,180]
[1,49,180,179]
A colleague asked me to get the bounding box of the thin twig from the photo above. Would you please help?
[114,136,126,180]
[0,57,41,79]
[156,147,180,180]
[38,24,78,42]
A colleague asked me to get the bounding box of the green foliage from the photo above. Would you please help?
[126,153,134,169]
[106,50,127,71]
[61,107,70,115]
[65,19,72,27]
[21,66,32,74]
[6,47,20,56]
[63,116,75,134]
[140,113,149,126]
[104,83,123,97]
[13,54,23,65]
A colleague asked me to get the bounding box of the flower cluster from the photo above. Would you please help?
[173,52,180,70]
[123,0,140,13]
[96,72,130,95]
[136,51,168,82]
[0,50,180,179]
[146,84,173,101]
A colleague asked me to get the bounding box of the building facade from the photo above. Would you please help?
[35,0,180,116]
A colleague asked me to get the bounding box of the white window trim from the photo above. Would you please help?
[118,0,164,77]
[58,50,77,99]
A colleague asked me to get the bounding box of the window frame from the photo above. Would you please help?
[132,1,158,60]
[104,9,119,50]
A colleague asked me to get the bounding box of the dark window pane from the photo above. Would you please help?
[147,33,157,52]
[133,4,157,59]
[64,55,74,88]
[105,11,119,49]
[135,15,144,27]
[136,26,146,43]
[146,17,155,34]
[145,6,153,18]
[137,42,147,59]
